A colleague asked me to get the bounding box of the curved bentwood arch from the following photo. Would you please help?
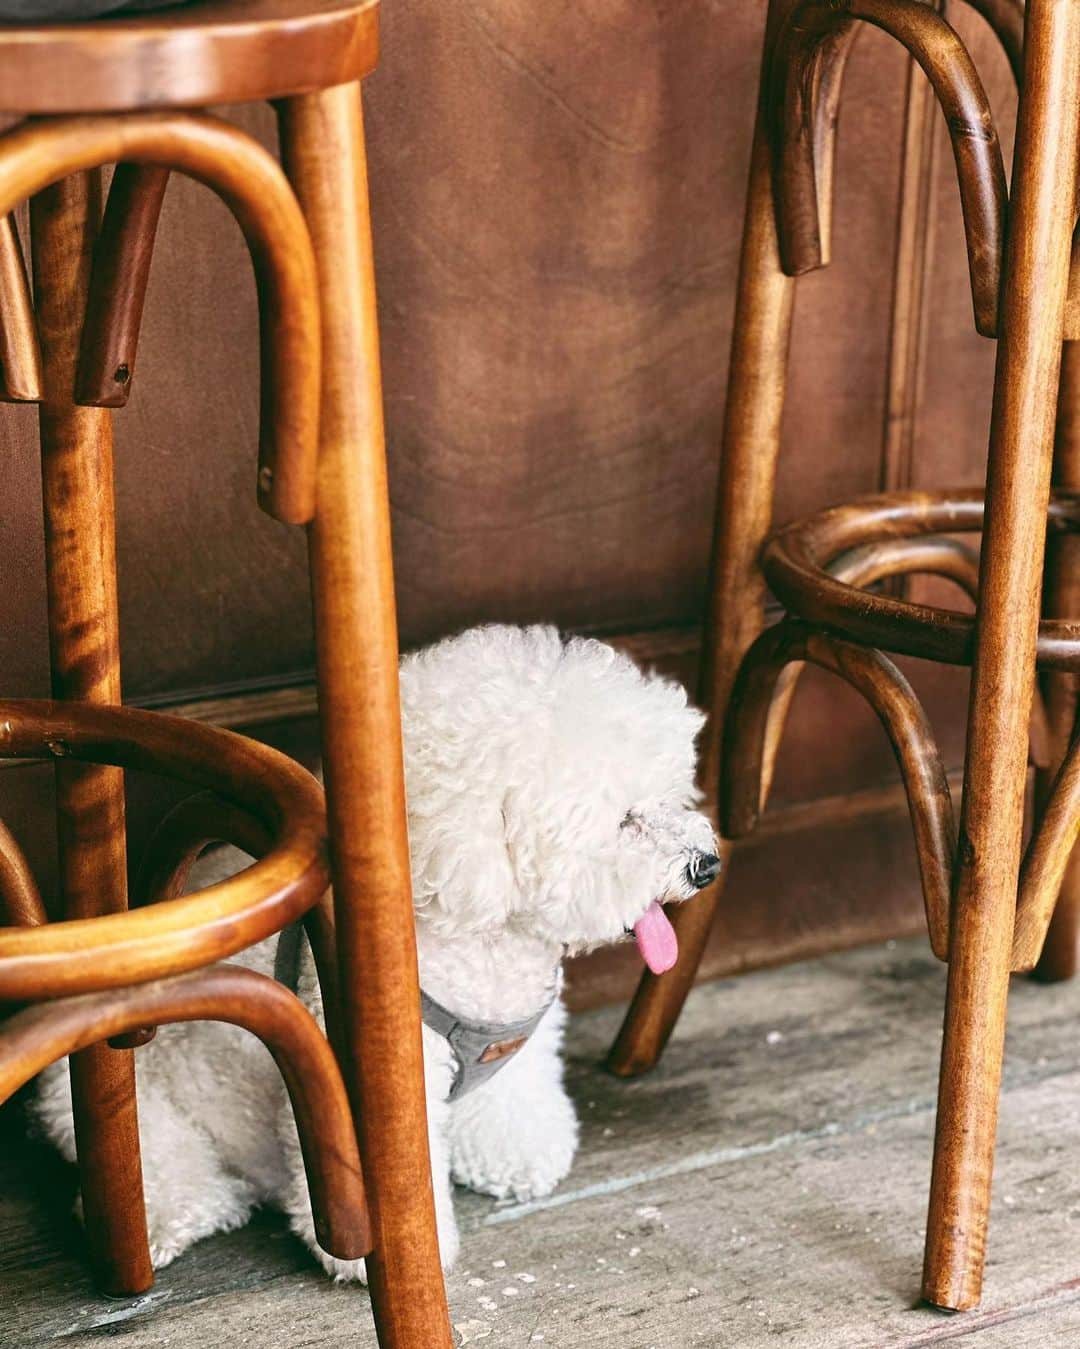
[0,964,370,1259]
[126,790,345,1062]
[0,214,40,400]
[724,618,956,959]
[0,112,320,524]
[0,816,47,929]
[0,698,331,1001]
[768,0,1008,334]
[0,700,370,1256]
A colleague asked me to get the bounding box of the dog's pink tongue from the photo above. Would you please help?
[634,900,678,974]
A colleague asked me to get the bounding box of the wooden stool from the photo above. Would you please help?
[609,0,1080,1313]
[0,4,453,1345]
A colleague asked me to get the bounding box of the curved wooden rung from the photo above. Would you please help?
[111,787,261,1050]
[121,791,344,1063]
[761,489,1080,673]
[829,534,980,595]
[76,164,170,411]
[755,534,982,806]
[0,214,41,402]
[1014,726,1080,970]
[0,111,320,525]
[0,817,47,928]
[0,964,370,1261]
[768,0,1008,337]
[826,534,1053,768]
[0,697,330,1003]
[723,620,954,959]
[133,789,273,909]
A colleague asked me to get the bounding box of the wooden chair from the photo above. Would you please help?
[609,0,1080,1314]
[0,3,453,1345]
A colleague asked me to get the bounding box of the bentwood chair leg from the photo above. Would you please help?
[277,86,454,1349]
[29,173,153,1296]
[1033,339,1080,983]
[922,0,1080,1311]
[608,45,796,1077]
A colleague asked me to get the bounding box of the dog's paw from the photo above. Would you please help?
[450,1069,580,1205]
[454,1148,574,1204]
[452,1094,578,1203]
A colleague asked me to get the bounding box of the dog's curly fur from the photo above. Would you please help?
[32,624,716,1278]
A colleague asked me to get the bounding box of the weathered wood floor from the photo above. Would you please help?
[3,939,1080,1347]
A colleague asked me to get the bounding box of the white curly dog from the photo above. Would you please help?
[33,624,719,1279]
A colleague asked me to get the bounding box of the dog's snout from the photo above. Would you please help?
[687,850,722,890]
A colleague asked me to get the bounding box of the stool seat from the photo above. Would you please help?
[0,0,378,114]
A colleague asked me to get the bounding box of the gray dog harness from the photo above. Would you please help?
[420,988,555,1101]
[273,925,556,1101]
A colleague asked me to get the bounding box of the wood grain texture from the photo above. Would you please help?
[30,170,150,1298]
[880,13,941,503]
[0,112,321,525]
[0,0,1007,1157]
[761,490,1080,671]
[0,211,40,402]
[0,815,46,927]
[608,12,799,1074]
[278,84,453,1349]
[75,163,169,409]
[0,0,378,114]
[0,699,330,1000]
[925,0,1080,1310]
[1031,339,1080,983]
[770,0,1006,336]
[0,966,371,1261]
[723,622,954,960]
[609,0,1080,1313]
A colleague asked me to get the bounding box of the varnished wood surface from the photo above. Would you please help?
[0,212,39,401]
[0,111,321,525]
[608,32,797,1076]
[280,83,453,1349]
[74,163,169,408]
[0,0,378,114]
[762,490,1080,670]
[130,791,346,1061]
[770,0,1007,336]
[0,0,447,1331]
[31,170,150,1297]
[1031,340,1080,983]
[0,966,371,1261]
[0,816,45,927]
[0,1,999,733]
[924,0,1080,1311]
[609,0,1080,1314]
[0,699,330,1000]
[723,622,954,962]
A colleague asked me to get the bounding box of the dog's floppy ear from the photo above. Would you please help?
[409,793,522,935]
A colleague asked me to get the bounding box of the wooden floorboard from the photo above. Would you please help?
[4,939,1080,1346]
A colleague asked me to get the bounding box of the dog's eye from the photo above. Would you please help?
[620,810,642,832]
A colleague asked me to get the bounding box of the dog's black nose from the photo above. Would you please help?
[687,851,722,890]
